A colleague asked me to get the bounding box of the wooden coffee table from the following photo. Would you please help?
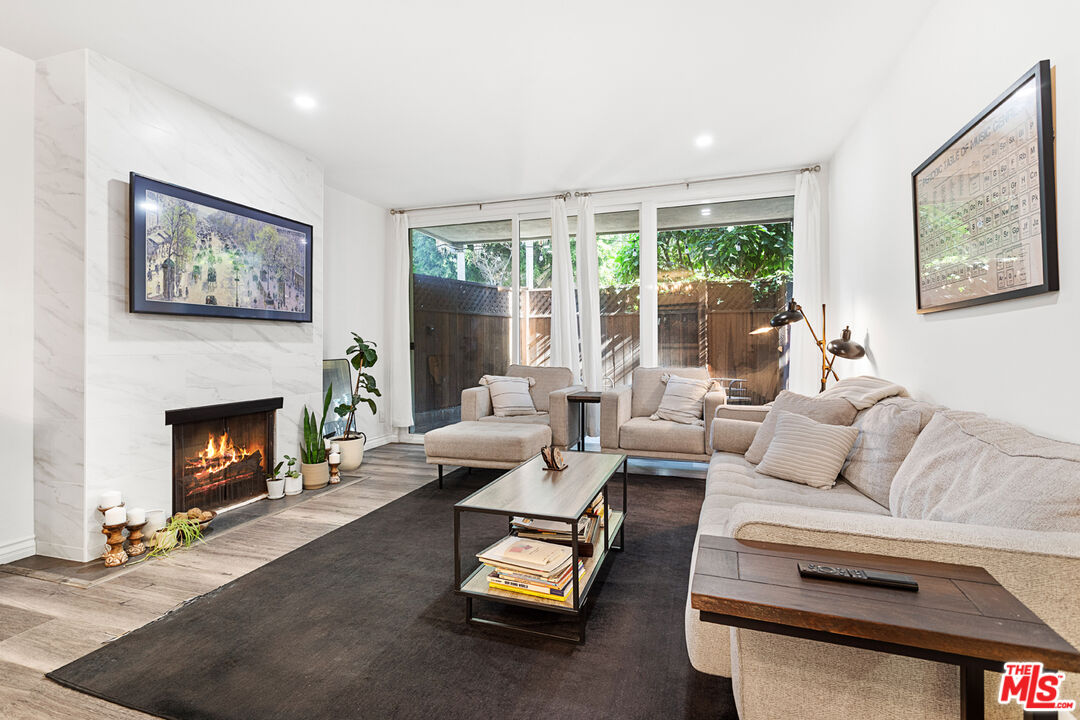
[453,450,627,643]
[690,536,1080,719]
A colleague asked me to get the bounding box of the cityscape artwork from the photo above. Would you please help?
[129,173,313,322]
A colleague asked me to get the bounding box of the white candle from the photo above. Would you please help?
[329,452,341,464]
[104,506,126,526]
[99,490,122,509]
[331,443,340,453]
[126,507,146,525]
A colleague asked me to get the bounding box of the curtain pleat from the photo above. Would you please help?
[576,196,601,435]
[389,212,414,429]
[549,197,581,382]
[791,170,824,395]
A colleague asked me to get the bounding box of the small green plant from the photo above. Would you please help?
[283,454,299,478]
[267,460,284,480]
[301,385,333,464]
[138,516,204,562]
[335,334,381,439]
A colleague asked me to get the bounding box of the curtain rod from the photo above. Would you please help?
[389,164,820,215]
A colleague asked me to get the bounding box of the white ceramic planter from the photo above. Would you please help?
[266,478,286,499]
[143,509,167,539]
[283,473,303,496]
[301,461,329,490]
[334,434,366,472]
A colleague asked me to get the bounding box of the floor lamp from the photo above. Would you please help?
[751,299,865,392]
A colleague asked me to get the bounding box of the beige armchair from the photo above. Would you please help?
[600,366,725,463]
[459,364,584,449]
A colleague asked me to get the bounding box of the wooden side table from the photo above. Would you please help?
[566,391,602,451]
[691,535,1080,719]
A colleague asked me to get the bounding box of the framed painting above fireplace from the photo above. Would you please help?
[129,173,314,322]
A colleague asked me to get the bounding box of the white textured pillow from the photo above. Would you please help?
[651,373,713,426]
[755,411,860,489]
[479,375,537,417]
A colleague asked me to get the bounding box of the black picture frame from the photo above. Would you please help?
[911,60,1058,314]
[129,173,313,322]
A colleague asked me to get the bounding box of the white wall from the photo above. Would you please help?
[35,50,324,560]
[827,0,1080,441]
[323,186,393,446]
[0,46,36,563]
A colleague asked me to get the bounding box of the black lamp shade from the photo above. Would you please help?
[827,326,865,359]
[769,299,804,328]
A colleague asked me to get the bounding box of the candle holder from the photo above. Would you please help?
[101,523,128,567]
[126,521,148,556]
[97,502,125,515]
[328,458,341,484]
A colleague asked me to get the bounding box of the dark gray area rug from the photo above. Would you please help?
[48,469,735,720]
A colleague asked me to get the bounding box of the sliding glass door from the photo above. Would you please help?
[596,210,640,386]
[409,220,512,433]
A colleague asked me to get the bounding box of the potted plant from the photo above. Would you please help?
[300,386,333,490]
[266,460,285,500]
[282,454,302,496]
[333,333,381,471]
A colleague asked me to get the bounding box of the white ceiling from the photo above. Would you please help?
[0,0,937,208]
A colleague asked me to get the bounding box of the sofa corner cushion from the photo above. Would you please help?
[754,411,860,489]
[841,397,937,506]
[631,366,711,418]
[619,416,705,455]
[890,410,1080,532]
[744,390,858,465]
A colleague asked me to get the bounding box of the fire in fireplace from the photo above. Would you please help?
[166,398,283,514]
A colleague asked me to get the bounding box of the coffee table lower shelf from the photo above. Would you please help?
[456,510,624,641]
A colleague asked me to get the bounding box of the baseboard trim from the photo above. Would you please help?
[365,433,395,450]
[0,535,36,564]
[33,539,88,563]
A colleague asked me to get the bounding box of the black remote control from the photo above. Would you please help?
[797,562,919,591]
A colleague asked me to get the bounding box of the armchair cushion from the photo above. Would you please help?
[651,373,715,425]
[631,366,711,418]
[479,374,537,417]
[600,385,632,449]
[620,416,704,455]
[507,364,572,412]
[744,390,857,464]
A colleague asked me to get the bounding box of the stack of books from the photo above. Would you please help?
[510,493,607,556]
[477,536,585,603]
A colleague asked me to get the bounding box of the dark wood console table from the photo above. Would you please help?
[690,535,1080,719]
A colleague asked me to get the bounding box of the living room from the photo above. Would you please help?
[1,1,1078,719]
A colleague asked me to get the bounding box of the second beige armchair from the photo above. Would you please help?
[600,366,725,462]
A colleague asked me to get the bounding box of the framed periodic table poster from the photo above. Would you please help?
[911,60,1058,314]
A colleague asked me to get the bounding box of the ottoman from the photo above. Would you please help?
[424,421,552,487]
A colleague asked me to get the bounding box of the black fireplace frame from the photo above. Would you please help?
[165,397,283,514]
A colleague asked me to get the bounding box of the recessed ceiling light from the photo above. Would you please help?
[694,134,714,149]
[293,94,317,111]
[700,208,712,216]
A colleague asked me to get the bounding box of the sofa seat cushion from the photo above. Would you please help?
[478,412,550,426]
[424,421,551,463]
[891,410,1080,532]
[620,416,705,455]
[707,452,889,515]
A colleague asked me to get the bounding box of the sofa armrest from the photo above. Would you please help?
[548,384,586,448]
[714,404,770,423]
[600,385,632,450]
[710,417,760,454]
[460,386,492,422]
[703,390,726,425]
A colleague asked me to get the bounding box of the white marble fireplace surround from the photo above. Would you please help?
[35,50,325,561]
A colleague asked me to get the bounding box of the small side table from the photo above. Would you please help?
[566,391,602,451]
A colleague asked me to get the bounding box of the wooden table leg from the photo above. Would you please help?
[960,664,983,720]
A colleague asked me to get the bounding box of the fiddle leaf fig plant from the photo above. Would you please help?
[335,334,381,439]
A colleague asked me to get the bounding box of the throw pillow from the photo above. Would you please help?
[651,373,714,426]
[479,375,537,417]
[744,390,858,464]
[890,410,1080,532]
[755,411,860,489]
[841,397,937,507]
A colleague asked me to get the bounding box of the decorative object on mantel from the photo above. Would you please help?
[101,522,128,567]
[126,520,148,557]
[328,446,342,484]
[912,60,1058,314]
[99,490,122,510]
[266,460,286,500]
[300,386,333,490]
[282,454,302,496]
[332,333,381,471]
[540,445,568,471]
[143,509,167,543]
[751,300,866,392]
[128,173,314,322]
[141,514,205,561]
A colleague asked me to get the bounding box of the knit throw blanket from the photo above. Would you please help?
[817,375,909,410]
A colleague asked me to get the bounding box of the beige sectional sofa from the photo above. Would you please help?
[687,388,1080,719]
[601,366,726,463]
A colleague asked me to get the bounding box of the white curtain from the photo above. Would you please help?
[576,196,601,435]
[549,196,581,381]
[791,170,825,395]
[388,212,414,430]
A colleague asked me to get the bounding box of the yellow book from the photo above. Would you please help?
[487,578,573,602]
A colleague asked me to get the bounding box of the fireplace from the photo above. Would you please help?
[165,398,283,513]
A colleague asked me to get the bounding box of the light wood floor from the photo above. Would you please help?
[0,443,439,720]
